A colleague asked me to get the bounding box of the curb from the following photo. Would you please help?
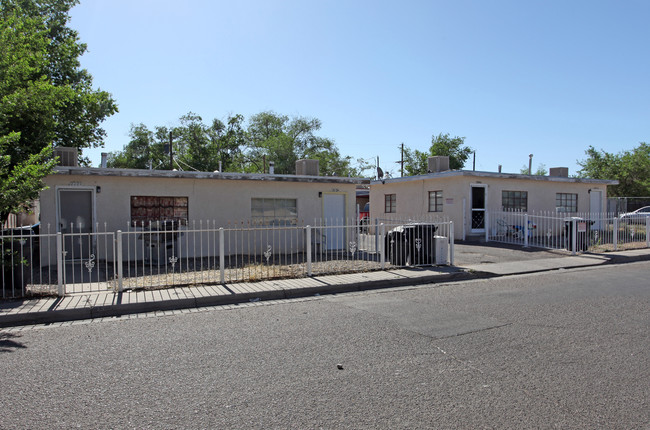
[0,272,473,328]
[2,252,649,328]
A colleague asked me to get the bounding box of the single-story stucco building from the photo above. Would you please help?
[38,158,368,262]
[369,157,618,240]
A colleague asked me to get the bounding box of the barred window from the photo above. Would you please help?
[502,191,528,211]
[556,193,577,213]
[385,194,396,213]
[251,198,298,225]
[131,196,188,227]
[428,191,443,212]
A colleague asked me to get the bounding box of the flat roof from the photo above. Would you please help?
[371,170,618,185]
[53,166,370,185]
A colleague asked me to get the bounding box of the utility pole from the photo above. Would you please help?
[400,143,404,177]
[169,131,173,170]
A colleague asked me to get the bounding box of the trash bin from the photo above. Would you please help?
[408,223,438,265]
[433,236,448,265]
[564,217,595,251]
[139,220,182,264]
[385,223,438,266]
[385,225,408,266]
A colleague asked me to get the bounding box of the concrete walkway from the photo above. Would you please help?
[2,248,649,328]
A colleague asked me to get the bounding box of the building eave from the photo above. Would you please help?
[52,166,370,185]
[370,170,618,186]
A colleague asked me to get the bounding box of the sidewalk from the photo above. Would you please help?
[2,248,649,328]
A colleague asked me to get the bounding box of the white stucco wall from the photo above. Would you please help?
[39,169,363,262]
[369,172,612,240]
[41,173,358,230]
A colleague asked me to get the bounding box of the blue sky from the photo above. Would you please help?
[70,0,649,176]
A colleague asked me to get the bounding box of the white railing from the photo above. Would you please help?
[487,210,650,254]
[2,218,454,299]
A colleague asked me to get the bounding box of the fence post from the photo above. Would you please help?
[306,225,312,276]
[524,214,529,247]
[374,218,379,253]
[56,232,64,297]
[449,221,455,266]
[380,223,386,270]
[646,216,650,248]
[219,228,225,284]
[571,219,577,255]
[485,211,489,243]
[613,217,618,251]
[116,230,123,292]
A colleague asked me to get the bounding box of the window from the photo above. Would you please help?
[502,191,528,211]
[556,193,577,213]
[131,196,188,226]
[384,194,396,213]
[251,198,297,225]
[428,191,443,212]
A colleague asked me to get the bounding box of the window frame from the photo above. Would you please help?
[251,198,298,226]
[130,196,188,227]
[501,190,528,211]
[428,190,443,212]
[384,194,396,213]
[556,193,578,213]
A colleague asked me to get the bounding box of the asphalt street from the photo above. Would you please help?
[1,262,648,429]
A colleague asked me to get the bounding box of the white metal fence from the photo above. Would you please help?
[2,218,454,299]
[487,210,650,253]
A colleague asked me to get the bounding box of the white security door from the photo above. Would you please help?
[590,190,603,230]
[323,193,346,250]
[57,189,94,260]
[470,185,487,233]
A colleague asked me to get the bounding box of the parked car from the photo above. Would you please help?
[358,202,370,232]
[619,206,650,224]
[358,202,370,221]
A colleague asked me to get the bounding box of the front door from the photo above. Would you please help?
[57,189,94,260]
[470,185,487,233]
[590,190,603,230]
[323,193,346,250]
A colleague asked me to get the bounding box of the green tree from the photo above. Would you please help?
[208,114,245,172]
[520,163,548,176]
[1,134,57,222]
[403,133,472,175]
[109,114,246,172]
[245,111,355,176]
[108,111,355,176]
[107,124,155,169]
[577,143,650,196]
[0,0,117,224]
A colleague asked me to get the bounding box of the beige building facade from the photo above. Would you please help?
[41,167,367,230]
[39,167,368,261]
[369,169,617,240]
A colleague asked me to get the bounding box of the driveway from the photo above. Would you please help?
[454,241,569,266]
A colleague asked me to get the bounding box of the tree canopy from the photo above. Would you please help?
[520,163,548,176]
[402,133,472,176]
[577,143,650,197]
[108,111,358,176]
[0,0,117,224]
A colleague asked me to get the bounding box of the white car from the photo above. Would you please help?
[619,206,650,223]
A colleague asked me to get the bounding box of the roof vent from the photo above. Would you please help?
[296,159,319,176]
[53,147,78,166]
[427,156,450,173]
[549,167,569,178]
